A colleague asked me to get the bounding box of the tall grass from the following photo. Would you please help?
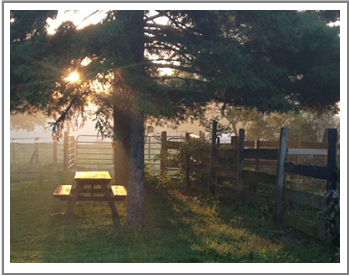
[10,167,339,263]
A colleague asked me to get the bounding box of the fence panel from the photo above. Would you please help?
[75,135,113,170]
[183,122,339,242]
[144,135,162,173]
[10,137,63,170]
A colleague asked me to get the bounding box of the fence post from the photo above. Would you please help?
[273,127,288,224]
[30,138,39,163]
[326,128,338,191]
[53,136,58,165]
[236,129,245,208]
[63,131,69,170]
[185,133,191,193]
[209,121,218,194]
[255,140,261,172]
[160,131,167,176]
[296,137,301,163]
[11,139,15,161]
[35,137,39,163]
[231,136,238,149]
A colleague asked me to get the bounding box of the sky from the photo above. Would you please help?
[46,10,108,34]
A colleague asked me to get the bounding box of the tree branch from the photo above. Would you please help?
[144,11,167,23]
[146,62,195,73]
[152,75,208,84]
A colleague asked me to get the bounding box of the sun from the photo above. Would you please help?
[65,71,80,83]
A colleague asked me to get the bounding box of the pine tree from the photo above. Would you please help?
[10,10,340,226]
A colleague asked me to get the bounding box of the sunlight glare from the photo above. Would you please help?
[66,72,80,83]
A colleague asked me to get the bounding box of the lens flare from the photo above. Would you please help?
[66,72,80,83]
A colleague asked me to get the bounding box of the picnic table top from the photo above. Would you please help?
[74,171,111,180]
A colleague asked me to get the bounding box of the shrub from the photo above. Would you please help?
[176,138,211,182]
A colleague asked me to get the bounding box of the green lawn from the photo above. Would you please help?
[10,167,339,263]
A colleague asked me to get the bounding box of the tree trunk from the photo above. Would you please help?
[126,112,145,226]
[119,10,146,227]
[113,92,131,187]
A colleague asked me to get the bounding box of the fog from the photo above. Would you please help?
[10,113,206,143]
[10,113,108,143]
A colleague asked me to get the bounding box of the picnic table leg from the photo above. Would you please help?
[101,184,120,219]
[64,184,84,217]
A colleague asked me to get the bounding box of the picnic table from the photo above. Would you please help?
[53,171,127,219]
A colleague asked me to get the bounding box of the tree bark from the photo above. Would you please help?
[126,112,145,226]
[113,92,131,187]
[118,10,146,227]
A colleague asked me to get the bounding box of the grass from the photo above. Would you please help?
[10,167,339,264]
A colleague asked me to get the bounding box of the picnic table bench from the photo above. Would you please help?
[53,184,127,201]
[52,171,127,218]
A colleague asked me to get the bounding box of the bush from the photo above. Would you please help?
[176,138,211,183]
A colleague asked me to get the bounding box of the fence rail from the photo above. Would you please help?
[174,122,340,243]
[10,137,63,167]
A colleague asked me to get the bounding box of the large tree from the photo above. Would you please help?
[10,10,340,226]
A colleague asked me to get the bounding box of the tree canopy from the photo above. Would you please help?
[11,10,340,130]
[10,10,340,226]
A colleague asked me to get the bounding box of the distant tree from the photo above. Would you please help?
[10,113,48,132]
[244,109,339,142]
[10,10,340,226]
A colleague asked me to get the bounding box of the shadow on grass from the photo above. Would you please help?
[10,176,339,264]
[150,180,340,263]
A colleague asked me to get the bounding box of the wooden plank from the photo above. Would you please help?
[53,185,72,197]
[283,188,326,210]
[244,149,279,160]
[236,129,245,207]
[76,196,110,201]
[110,185,127,200]
[288,148,328,155]
[282,213,325,241]
[327,128,338,190]
[254,140,260,171]
[185,133,191,193]
[243,170,276,185]
[209,121,218,194]
[75,171,111,180]
[274,127,288,224]
[285,162,328,179]
[79,188,103,194]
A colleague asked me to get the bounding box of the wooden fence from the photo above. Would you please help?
[160,122,340,242]
[10,137,62,166]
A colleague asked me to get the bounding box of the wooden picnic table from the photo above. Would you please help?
[64,171,119,218]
